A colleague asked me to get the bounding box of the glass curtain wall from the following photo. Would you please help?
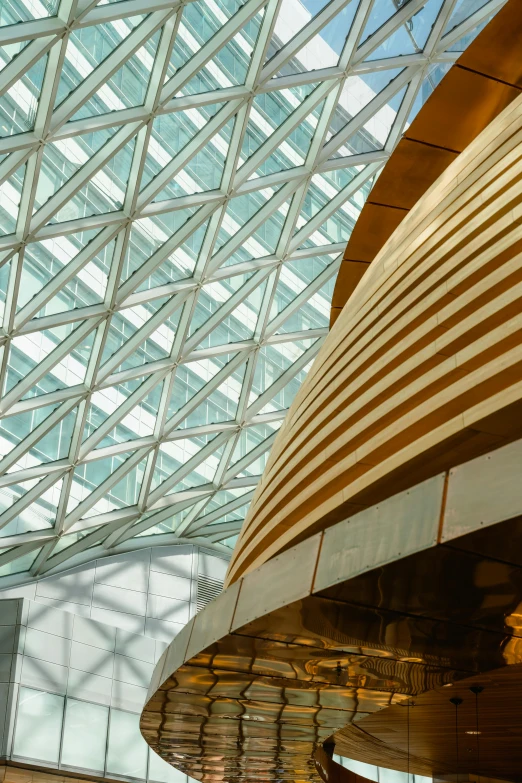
[13,686,189,783]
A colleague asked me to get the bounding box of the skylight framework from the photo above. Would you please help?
[0,0,504,585]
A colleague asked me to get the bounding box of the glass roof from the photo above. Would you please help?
[0,0,502,585]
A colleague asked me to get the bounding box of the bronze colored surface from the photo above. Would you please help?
[335,665,522,779]
[141,439,522,782]
[226,78,522,585]
[330,0,522,327]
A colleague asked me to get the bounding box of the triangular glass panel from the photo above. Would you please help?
[55,17,144,109]
[297,2,359,68]
[365,0,445,60]
[359,0,412,47]
[167,1,263,91]
[34,129,119,211]
[168,0,240,74]
[213,186,286,262]
[17,228,101,310]
[1,477,63,537]
[166,353,239,421]
[251,99,325,178]
[68,451,132,514]
[94,455,148,512]
[275,275,335,333]
[82,377,144,440]
[150,433,219,492]
[249,338,320,412]
[443,0,493,36]
[7,320,88,392]
[0,547,42,578]
[216,12,264,81]
[175,361,247,427]
[0,53,47,134]
[0,164,25,236]
[120,210,198,285]
[140,103,225,191]
[152,117,233,202]
[229,425,280,476]
[301,168,376,249]
[266,0,342,69]
[83,375,163,451]
[112,306,181,376]
[0,402,60,453]
[167,442,226,494]
[7,405,76,467]
[137,219,209,292]
[74,30,161,121]
[325,71,404,151]
[268,253,336,321]
[99,297,169,367]
[21,330,95,404]
[239,84,317,167]
[33,236,116,320]
[51,136,136,224]
[188,273,252,336]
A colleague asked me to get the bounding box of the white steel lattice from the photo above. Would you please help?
[0,0,504,584]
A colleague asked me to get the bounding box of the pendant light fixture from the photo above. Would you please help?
[469,686,484,781]
[450,697,463,783]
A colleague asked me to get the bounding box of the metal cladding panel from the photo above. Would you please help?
[443,438,522,542]
[313,475,444,594]
[231,534,322,632]
[186,579,241,661]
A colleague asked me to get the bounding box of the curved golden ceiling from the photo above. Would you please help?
[226,53,522,585]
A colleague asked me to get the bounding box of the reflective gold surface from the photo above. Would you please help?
[141,441,522,782]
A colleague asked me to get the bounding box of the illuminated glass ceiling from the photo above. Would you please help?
[0,0,503,585]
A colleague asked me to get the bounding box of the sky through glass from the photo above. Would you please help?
[0,0,505,585]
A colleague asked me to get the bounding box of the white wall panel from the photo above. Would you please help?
[115,629,156,663]
[0,545,228,645]
[20,656,68,695]
[36,566,95,605]
[24,627,71,667]
[67,667,112,706]
[93,582,149,617]
[144,617,184,644]
[73,614,116,651]
[95,551,150,593]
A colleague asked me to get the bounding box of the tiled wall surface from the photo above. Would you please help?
[0,546,228,643]
[0,596,202,782]
[0,597,170,757]
[0,546,228,783]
